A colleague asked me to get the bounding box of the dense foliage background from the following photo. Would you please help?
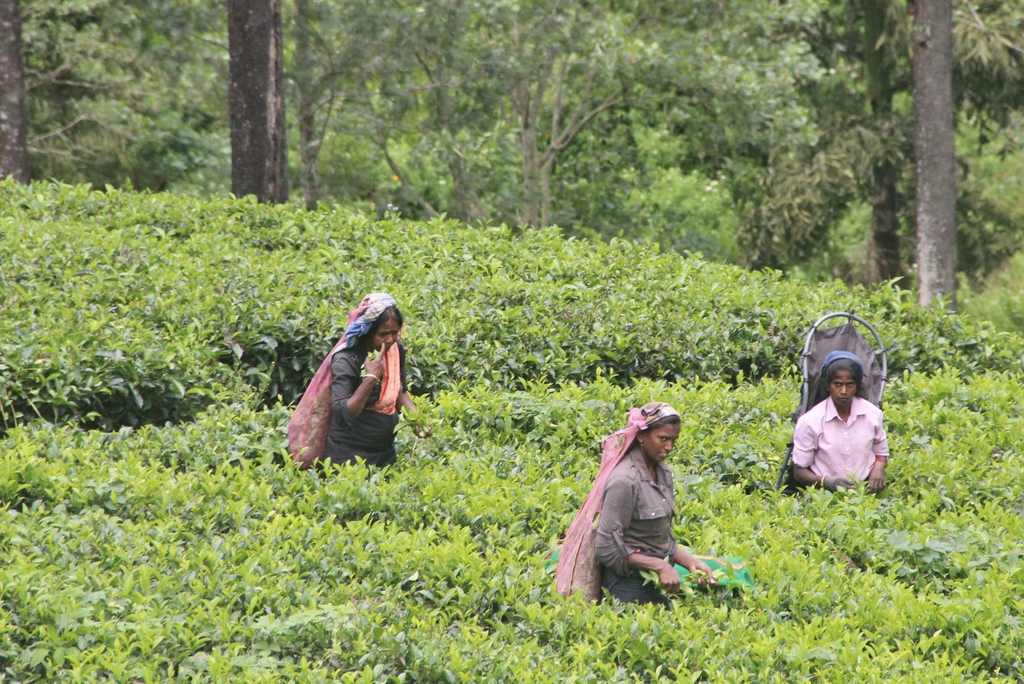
[8,0,1024,327]
[3,183,1021,431]
[3,184,1024,681]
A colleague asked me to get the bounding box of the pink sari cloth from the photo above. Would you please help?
[287,296,399,469]
[555,407,648,600]
[366,343,401,415]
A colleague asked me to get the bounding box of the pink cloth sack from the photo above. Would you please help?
[555,407,647,600]
[287,300,373,469]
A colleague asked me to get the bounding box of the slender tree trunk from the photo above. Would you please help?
[539,156,554,228]
[867,159,902,282]
[913,0,957,308]
[296,99,319,210]
[447,154,490,223]
[862,0,901,283]
[268,1,288,203]
[507,24,621,229]
[519,119,541,227]
[427,76,490,223]
[227,0,288,203]
[0,0,29,183]
[294,0,320,210]
[379,135,437,218]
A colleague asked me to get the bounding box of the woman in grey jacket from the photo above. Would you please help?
[595,403,714,607]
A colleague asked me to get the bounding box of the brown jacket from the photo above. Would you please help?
[594,446,677,576]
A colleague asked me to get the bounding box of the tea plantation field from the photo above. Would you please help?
[2,183,1024,682]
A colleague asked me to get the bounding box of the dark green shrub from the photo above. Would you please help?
[3,181,1022,432]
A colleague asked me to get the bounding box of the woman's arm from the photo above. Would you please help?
[867,458,886,494]
[345,375,381,419]
[594,479,638,577]
[397,392,416,415]
[397,392,431,437]
[627,553,682,593]
[792,466,823,488]
[345,341,392,419]
[868,412,889,494]
[331,353,364,426]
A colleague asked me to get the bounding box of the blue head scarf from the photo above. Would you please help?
[821,351,863,380]
[340,292,398,350]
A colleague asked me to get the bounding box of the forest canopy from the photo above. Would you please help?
[2,0,1023,305]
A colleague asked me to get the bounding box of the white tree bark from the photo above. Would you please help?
[913,0,958,309]
[0,0,29,183]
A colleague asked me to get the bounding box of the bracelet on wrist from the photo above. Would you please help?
[364,373,380,384]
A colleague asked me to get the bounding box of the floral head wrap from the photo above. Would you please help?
[340,292,398,350]
[639,401,680,429]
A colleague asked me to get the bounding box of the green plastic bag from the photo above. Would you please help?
[545,548,755,590]
[675,555,756,590]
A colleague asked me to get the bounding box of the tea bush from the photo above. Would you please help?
[3,370,1024,682]
[963,250,1024,334]
[3,181,1023,430]
[4,181,1024,680]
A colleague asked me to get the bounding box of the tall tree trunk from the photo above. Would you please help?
[294,0,320,210]
[867,159,902,282]
[539,156,554,229]
[227,0,288,203]
[913,0,957,309]
[863,0,901,283]
[447,154,490,224]
[426,75,490,223]
[0,0,29,183]
[519,120,541,227]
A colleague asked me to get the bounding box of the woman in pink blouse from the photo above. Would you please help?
[791,351,889,494]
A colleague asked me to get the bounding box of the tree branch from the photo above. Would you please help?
[955,4,1024,56]
[546,89,628,162]
[550,53,571,144]
[378,134,438,218]
[27,115,93,145]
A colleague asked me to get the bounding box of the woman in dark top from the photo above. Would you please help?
[325,293,421,467]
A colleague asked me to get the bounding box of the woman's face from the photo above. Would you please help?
[368,317,400,352]
[828,369,858,409]
[639,422,681,463]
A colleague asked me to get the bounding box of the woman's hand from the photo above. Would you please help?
[363,340,392,381]
[867,460,887,494]
[398,393,430,438]
[658,563,682,593]
[682,557,716,587]
[673,550,717,587]
[823,475,856,492]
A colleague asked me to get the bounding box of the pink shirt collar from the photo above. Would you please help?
[823,396,870,424]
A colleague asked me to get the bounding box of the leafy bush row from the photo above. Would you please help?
[963,250,1024,334]
[2,370,1024,681]
[3,181,1023,431]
